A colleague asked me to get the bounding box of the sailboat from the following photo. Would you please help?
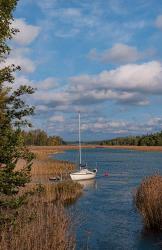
[70,112,97,181]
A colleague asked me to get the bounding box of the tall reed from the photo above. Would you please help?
[0,147,83,249]
[16,147,75,183]
[0,187,75,250]
[135,174,162,231]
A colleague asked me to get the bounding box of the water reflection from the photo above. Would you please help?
[137,231,162,250]
[77,179,97,190]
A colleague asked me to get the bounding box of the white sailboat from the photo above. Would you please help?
[70,112,97,181]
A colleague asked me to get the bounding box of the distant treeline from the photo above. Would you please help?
[22,130,66,146]
[100,131,162,146]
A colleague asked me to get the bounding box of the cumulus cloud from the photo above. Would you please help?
[88,43,153,64]
[35,77,59,90]
[147,117,162,127]
[15,75,59,91]
[15,75,32,86]
[31,60,162,109]
[6,55,35,73]
[2,19,40,74]
[44,116,162,136]
[12,19,41,45]
[2,47,36,73]
[33,91,70,107]
[155,15,162,29]
[80,116,162,135]
[71,61,162,94]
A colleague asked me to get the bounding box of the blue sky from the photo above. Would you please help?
[8,0,162,140]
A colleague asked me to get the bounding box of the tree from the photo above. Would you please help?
[0,0,35,223]
[22,129,66,146]
[100,131,162,146]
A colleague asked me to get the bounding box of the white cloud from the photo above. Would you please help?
[36,105,49,112]
[55,28,80,38]
[12,19,41,45]
[36,77,59,90]
[2,47,36,73]
[37,4,100,38]
[147,117,162,126]
[15,75,59,91]
[88,43,151,64]
[71,61,162,94]
[37,0,57,10]
[45,116,162,136]
[80,116,162,135]
[54,8,81,19]
[98,61,162,93]
[31,61,162,109]
[6,56,35,73]
[108,0,128,15]
[47,6,98,29]
[155,15,162,29]
[49,115,65,122]
[15,75,32,86]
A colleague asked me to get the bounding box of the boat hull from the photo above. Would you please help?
[70,170,97,181]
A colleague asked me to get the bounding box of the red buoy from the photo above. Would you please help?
[104,171,109,176]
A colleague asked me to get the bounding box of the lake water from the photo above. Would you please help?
[54,148,162,250]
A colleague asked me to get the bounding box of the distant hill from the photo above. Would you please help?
[100,131,162,146]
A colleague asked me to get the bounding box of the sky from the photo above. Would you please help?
[7,0,162,141]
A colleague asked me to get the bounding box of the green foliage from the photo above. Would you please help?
[100,131,162,146]
[0,129,33,196]
[22,129,66,146]
[0,0,18,57]
[0,0,35,225]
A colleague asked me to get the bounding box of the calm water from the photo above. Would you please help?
[54,148,162,250]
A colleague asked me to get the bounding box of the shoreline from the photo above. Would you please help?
[30,145,162,153]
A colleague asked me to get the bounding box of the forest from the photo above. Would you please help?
[22,130,66,146]
[100,131,162,146]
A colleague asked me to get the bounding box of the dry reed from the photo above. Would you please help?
[0,147,83,249]
[0,187,76,250]
[16,147,75,183]
[135,174,162,231]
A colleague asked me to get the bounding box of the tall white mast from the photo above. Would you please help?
[78,111,82,167]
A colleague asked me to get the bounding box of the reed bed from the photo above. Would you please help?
[16,147,75,183]
[0,180,82,250]
[0,147,83,249]
[53,180,83,204]
[0,186,76,250]
[31,158,73,183]
[135,174,162,231]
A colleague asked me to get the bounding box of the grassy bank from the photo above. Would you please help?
[0,147,83,250]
